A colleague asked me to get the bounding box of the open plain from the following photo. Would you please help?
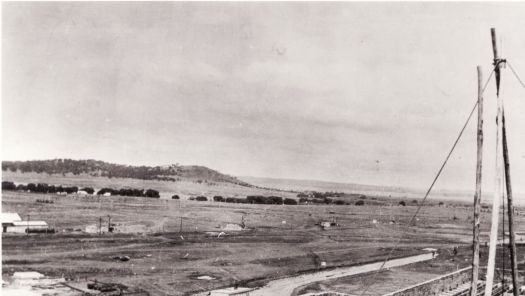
[3,181,524,295]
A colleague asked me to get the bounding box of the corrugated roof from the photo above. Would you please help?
[1,212,22,223]
[12,221,48,226]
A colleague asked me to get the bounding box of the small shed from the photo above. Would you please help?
[7,221,48,233]
[320,221,331,229]
[2,212,22,232]
[210,287,255,296]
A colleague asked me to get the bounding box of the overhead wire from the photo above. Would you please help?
[357,65,497,296]
[507,62,525,89]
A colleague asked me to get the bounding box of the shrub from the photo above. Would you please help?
[16,184,27,191]
[27,183,37,192]
[355,200,365,206]
[2,181,16,191]
[359,195,367,199]
[268,196,283,204]
[144,189,160,198]
[225,197,236,203]
[283,198,298,205]
[412,200,418,204]
[35,183,49,193]
[97,188,116,195]
[246,195,265,204]
[398,201,406,206]
[334,200,346,205]
[81,187,95,194]
[196,196,208,201]
[213,195,224,202]
[64,186,78,194]
[171,195,180,199]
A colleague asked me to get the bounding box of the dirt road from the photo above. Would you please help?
[250,252,436,296]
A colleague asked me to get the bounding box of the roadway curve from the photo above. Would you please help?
[251,252,436,296]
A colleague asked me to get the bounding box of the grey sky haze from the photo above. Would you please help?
[3,2,525,196]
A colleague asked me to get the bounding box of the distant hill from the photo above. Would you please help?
[2,159,251,187]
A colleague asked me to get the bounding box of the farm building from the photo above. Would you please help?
[2,212,22,232]
[210,287,255,296]
[6,221,48,233]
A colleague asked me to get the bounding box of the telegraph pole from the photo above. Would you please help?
[502,110,519,296]
[485,27,504,296]
[470,65,483,296]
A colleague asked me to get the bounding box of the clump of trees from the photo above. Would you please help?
[36,199,54,204]
[195,196,208,201]
[2,181,16,190]
[144,189,160,198]
[296,191,345,198]
[398,201,406,206]
[97,187,159,198]
[172,195,180,199]
[246,195,284,205]
[355,200,365,206]
[283,198,298,205]
[225,197,248,203]
[4,181,79,194]
[80,187,95,194]
[213,195,224,202]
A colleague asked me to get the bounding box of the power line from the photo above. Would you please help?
[506,62,525,89]
[357,66,496,296]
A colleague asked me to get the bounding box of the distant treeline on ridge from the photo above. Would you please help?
[2,159,250,186]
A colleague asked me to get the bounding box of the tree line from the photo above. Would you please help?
[2,181,159,198]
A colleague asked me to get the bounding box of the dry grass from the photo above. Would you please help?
[2,186,525,296]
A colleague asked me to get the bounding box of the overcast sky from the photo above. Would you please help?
[3,2,525,195]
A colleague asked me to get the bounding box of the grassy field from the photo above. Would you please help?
[2,171,297,199]
[2,176,525,296]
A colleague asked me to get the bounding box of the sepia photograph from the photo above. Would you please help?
[2,2,525,295]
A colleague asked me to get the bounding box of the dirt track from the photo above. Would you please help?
[249,253,435,296]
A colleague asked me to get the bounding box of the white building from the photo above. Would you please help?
[2,212,22,232]
[6,221,48,233]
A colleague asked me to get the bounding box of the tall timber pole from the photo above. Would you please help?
[502,109,519,296]
[485,27,504,296]
[470,65,483,296]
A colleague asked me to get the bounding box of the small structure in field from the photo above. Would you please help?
[319,218,337,230]
[6,221,48,233]
[223,224,243,231]
[210,287,256,296]
[320,221,331,229]
[2,212,22,232]
[12,271,44,279]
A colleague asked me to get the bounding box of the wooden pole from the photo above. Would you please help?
[502,110,519,296]
[485,27,504,296]
[470,65,483,296]
[179,217,183,233]
[491,28,501,96]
